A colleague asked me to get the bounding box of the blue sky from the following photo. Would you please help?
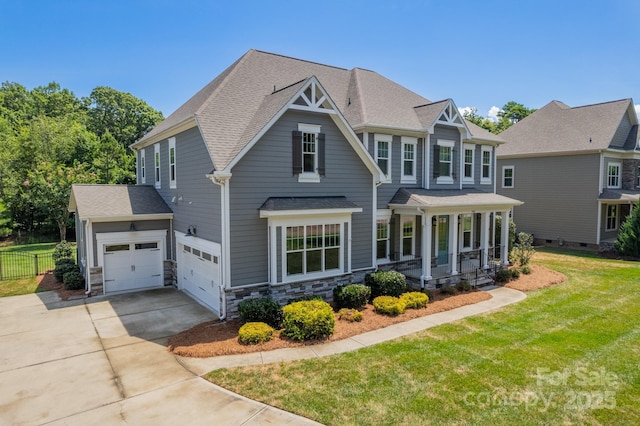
[2,0,640,120]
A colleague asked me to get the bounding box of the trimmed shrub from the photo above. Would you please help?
[400,291,429,309]
[456,279,472,292]
[62,269,83,290]
[53,240,74,265]
[510,268,521,279]
[365,271,407,299]
[333,284,371,309]
[372,296,406,316]
[286,295,323,305]
[282,300,335,341]
[521,265,532,275]
[495,268,512,283]
[238,322,275,345]
[337,308,363,322]
[237,297,283,329]
[440,285,458,296]
[54,258,76,282]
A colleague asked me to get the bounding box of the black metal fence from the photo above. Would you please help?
[0,251,55,281]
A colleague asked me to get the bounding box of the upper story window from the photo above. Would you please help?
[401,136,417,184]
[481,146,492,184]
[434,140,454,184]
[463,143,474,183]
[140,149,146,184]
[292,124,324,183]
[375,134,392,181]
[154,143,161,189]
[607,162,621,188]
[502,166,514,188]
[169,137,176,189]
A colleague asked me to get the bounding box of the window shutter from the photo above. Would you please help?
[433,145,440,178]
[318,133,326,176]
[292,131,302,175]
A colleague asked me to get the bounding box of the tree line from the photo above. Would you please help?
[463,101,536,134]
[0,82,163,241]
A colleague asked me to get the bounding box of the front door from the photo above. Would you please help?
[437,216,449,264]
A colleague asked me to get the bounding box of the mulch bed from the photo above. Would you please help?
[36,271,86,300]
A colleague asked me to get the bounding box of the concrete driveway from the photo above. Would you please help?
[0,288,320,425]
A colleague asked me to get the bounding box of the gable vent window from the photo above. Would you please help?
[293,124,324,183]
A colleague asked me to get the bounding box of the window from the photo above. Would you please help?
[502,166,514,188]
[154,144,160,189]
[607,162,621,188]
[463,144,474,183]
[606,205,618,231]
[286,224,340,276]
[375,134,392,180]
[401,216,414,258]
[169,137,176,189]
[434,140,454,183]
[140,149,146,184]
[462,214,473,250]
[401,136,417,183]
[481,146,492,183]
[293,124,323,182]
[637,166,640,187]
[376,220,390,260]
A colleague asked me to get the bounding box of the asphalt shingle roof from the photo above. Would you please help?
[389,188,522,209]
[260,196,361,212]
[69,184,173,219]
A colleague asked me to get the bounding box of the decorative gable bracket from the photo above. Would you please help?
[436,101,466,128]
[289,79,336,114]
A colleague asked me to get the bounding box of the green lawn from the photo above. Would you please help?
[206,251,640,425]
[0,276,44,297]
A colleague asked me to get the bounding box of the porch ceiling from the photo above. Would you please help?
[598,189,640,203]
[389,188,523,213]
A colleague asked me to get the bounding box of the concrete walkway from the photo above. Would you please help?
[178,286,526,376]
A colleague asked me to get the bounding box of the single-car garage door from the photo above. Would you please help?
[177,240,221,315]
[97,230,167,294]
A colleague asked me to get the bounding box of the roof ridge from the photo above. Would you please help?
[570,98,631,110]
[272,78,307,94]
[253,49,349,72]
[414,98,451,109]
[352,68,368,125]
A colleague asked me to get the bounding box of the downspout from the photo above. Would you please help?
[207,172,232,320]
[84,219,92,295]
[373,177,382,270]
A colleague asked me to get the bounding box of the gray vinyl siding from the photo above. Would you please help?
[609,113,633,148]
[138,127,222,258]
[497,154,600,244]
[229,110,375,287]
[364,133,423,209]
[429,125,462,189]
[91,219,171,265]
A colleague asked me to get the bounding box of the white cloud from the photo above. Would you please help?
[487,106,501,122]
[458,106,475,117]
[635,104,640,117]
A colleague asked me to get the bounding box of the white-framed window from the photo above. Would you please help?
[285,222,341,277]
[154,143,161,189]
[502,165,514,188]
[375,134,392,181]
[606,204,618,231]
[461,214,473,250]
[140,149,146,184]
[376,210,392,262]
[401,215,415,258]
[297,123,321,183]
[481,146,492,184]
[437,140,454,184]
[169,137,176,189]
[463,143,475,183]
[401,136,417,184]
[607,162,621,189]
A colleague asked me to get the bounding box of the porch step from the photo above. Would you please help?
[473,276,495,288]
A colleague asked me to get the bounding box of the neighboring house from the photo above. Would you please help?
[496,99,640,251]
[69,50,521,318]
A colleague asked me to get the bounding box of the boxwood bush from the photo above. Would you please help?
[53,240,73,265]
[54,258,77,282]
[62,269,83,290]
[238,322,275,345]
[237,297,283,329]
[372,295,406,316]
[333,284,371,309]
[365,271,407,299]
[400,291,429,309]
[495,268,512,283]
[282,300,335,341]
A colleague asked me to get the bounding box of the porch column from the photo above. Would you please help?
[451,213,459,275]
[480,212,490,269]
[501,210,510,266]
[422,213,432,281]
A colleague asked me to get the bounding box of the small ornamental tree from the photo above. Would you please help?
[511,232,535,266]
[615,205,640,258]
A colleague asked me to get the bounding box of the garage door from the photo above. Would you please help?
[103,241,163,293]
[178,243,221,314]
